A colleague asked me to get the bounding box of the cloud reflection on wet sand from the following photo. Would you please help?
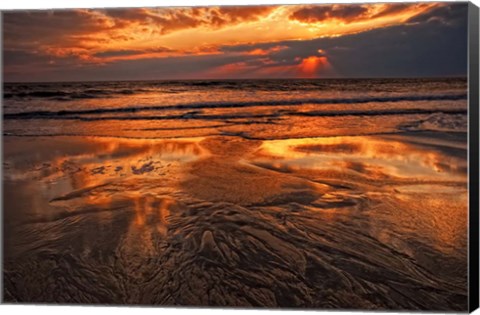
[3,133,467,309]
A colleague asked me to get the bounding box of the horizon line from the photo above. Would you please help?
[3,75,469,84]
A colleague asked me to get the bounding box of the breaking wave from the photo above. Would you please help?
[3,93,467,120]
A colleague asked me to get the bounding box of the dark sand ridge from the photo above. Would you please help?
[3,133,468,310]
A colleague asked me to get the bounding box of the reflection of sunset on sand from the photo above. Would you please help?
[255,135,467,180]
[3,128,468,308]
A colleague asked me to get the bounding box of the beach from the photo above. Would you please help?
[2,78,469,310]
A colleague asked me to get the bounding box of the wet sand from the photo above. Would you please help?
[2,132,468,310]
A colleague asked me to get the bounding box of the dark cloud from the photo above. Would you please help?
[210,6,275,26]
[290,4,369,24]
[370,3,412,19]
[406,2,468,25]
[93,50,142,58]
[3,48,85,82]
[102,8,150,21]
[284,4,468,78]
[153,6,276,34]
[3,50,51,70]
[3,6,276,53]
[289,3,446,25]
[219,44,289,56]
[152,10,203,34]
[3,10,113,48]
[93,47,174,58]
[99,5,276,35]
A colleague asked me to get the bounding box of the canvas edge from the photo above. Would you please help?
[468,1,480,313]
[0,1,476,312]
[0,10,4,305]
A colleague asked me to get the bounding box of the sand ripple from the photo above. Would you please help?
[3,134,468,310]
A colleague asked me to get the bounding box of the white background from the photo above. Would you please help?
[0,0,479,314]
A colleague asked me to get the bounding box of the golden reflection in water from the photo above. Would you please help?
[133,193,173,235]
[255,136,467,180]
[44,136,206,201]
[3,137,206,233]
[27,137,200,255]
[126,193,175,256]
[252,135,467,255]
[4,135,468,258]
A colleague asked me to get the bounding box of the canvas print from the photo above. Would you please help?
[1,1,478,311]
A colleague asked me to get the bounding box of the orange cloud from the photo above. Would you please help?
[243,45,289,56]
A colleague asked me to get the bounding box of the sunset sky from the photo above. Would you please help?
[3,2,468,82]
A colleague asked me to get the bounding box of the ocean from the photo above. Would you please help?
[3,78,468,138]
